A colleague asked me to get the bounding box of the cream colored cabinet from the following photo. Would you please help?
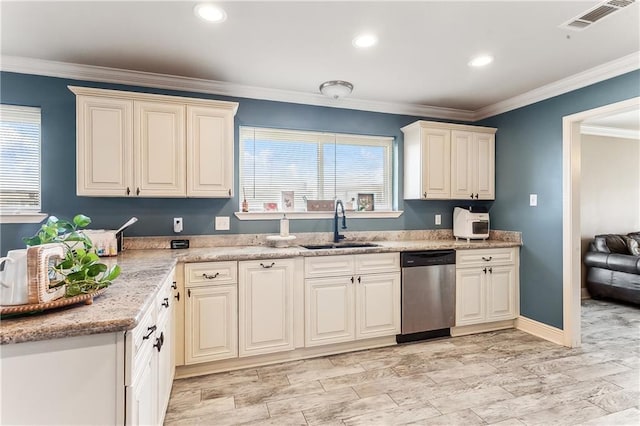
[455,248,518,327]
[127,343,155,426]
[185,262,238,364]
[304,253,400,347]
[402,120,496,200]
[451,130,495,200]
[238,259,295,357]
[70,86,238,198]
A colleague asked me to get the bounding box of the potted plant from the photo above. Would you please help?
[23,214,121,297]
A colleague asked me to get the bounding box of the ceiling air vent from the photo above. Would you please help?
[560,0,636,31]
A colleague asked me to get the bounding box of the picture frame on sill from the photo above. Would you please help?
[281,191,294,212]
[263,202,278,212]
[357,193,374,211]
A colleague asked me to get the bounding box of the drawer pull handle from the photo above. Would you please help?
[350,276,354,283]
[482,256,492,262]
[357,276,361,283]
[175,291,180,301]
[483,267,487,274]
[126,187,130,196]
[489,267,493,274]
[474,193,479,199]
[136,187,140,196]
[154,332,165,352]
[142,325,157,340]
[203,272,220,279]
[162,298,169,308]
[260,262,275,269]
[171,281,177,290]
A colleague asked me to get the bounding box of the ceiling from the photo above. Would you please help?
[1,1,639,114]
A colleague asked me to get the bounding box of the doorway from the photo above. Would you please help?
[562,97,640,347]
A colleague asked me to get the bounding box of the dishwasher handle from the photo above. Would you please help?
[401,250,456,267]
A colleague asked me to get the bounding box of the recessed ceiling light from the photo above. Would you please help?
[194,3,227,23]
[468,54,494,68]
[352,33,378,48]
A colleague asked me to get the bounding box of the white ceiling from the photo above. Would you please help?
[1,1,639,113]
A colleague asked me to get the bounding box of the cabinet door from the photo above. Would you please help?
[186,105,234,197]
[126,347,156,426]
[421,127,450,199]
[450,130,474,199]
[238,259,295,357]
[305,276,355,347]
[76,96,133,196]
[156,309,174,423]
[134,101,186,197]
[486,265,516,321]
[185,285,237,364]
[355,272,400,339]
[474,133,495,200]
[455,268,486,326]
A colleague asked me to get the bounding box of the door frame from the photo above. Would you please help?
[561,96,640,347]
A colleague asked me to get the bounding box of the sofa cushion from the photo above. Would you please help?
[594,234,628,254]
[625,236,640,256]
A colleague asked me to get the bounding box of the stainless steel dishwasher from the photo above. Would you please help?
[397,250,456,343]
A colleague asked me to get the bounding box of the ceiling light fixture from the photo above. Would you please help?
[319,80,354,99]
[194,3,227,23]
[468,54,494,68]
[352,33,378,48]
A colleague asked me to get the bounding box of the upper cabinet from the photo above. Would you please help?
[402,121,496,200]
[70,86,238,198]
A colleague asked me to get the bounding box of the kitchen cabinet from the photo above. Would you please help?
[184,262,238,364]
[238,259,295,357]
[402,120,496,200]
[455,248,518,327]
[70,86,238,198]
[304,253,400,347]
[451,130,495,200]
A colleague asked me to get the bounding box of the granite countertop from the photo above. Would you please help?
[1,234,521,345]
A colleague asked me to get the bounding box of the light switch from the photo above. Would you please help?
[215,216,230,231]
[435,214,441,225]
[530,194,538,207]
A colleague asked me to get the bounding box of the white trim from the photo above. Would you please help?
[3,53,637,122]
[0,56,474,121]
[0,213,48,224]
[580,125,640,140]
[515,316,564,346]
[450,320,515,337]
[474,52,640,120]
[562,97,640,349]
[235,210,403,221]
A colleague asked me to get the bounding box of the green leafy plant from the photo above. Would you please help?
[23,214,121,297]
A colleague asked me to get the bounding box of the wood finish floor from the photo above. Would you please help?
[165,300,639,425]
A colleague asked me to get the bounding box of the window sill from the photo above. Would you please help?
[234,210,403,220]
[0,213,48,224]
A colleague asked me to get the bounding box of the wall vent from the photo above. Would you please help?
[560,0,636,31]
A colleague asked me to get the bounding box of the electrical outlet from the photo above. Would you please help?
[173,217,183,233]
[215,216,230,231]
[435,214,441,225]
[530,194,538,207]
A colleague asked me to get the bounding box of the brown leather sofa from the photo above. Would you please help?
[584,233,640,305]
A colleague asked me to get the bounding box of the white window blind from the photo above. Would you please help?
[0,105,41,212]
[239,126,394,212]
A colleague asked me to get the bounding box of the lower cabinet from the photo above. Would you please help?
[455,248,519,327]
[185,262,238,364]
[238,259,296,357]
[305,253,400,347]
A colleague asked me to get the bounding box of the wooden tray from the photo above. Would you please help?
[0,288,107,316]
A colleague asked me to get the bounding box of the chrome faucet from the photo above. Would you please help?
[334,200,347,243]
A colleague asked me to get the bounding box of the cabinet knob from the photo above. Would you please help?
[171,281,177,290]
[260,262,275,269]
[187,289,191,297]
[474,193,479,199]
[142,325,157,340]
[174,291,180,301]
[470,194,474,199]
[126,187,130,196]
[483,267,487,274]
[357,276,361,283]
[489,267,493,274]
[228,189,231,196]
[202,272,220,279]
[162,298,169,308]
[423,192,427,199]
[136,187,140,196]
[350,276,354,283]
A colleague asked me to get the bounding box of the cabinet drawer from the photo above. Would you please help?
[305,255,354,278]
[185,261,237,286]
[456,248,516,268]
[156,276,174,325]
[355,253,400,274]
[132,306,156,373]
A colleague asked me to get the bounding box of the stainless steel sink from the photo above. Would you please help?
[301,242,379,250]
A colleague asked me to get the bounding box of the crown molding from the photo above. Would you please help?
[0,55,474,122]
[580,124,639,140]
[473,52,640,121]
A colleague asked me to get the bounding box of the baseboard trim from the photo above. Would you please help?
[450,320,515,337]
[516,315,564,346]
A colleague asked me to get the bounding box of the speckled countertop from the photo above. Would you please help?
[0,230,521,345]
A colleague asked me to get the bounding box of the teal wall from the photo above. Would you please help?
[479,70,640,329]
[0,72,488,254]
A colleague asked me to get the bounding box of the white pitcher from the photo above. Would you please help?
[0,249,28,305]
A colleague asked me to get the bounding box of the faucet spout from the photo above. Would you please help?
[334,200,347,243]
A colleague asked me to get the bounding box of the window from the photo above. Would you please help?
[239,127,394,214]
[0,105,42,215]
